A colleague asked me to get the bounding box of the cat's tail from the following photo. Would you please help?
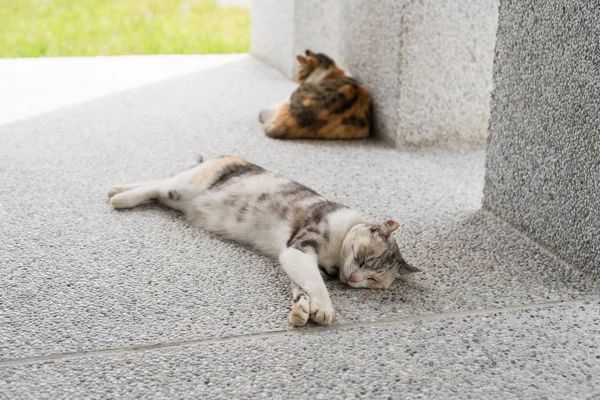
[183,154,204,171]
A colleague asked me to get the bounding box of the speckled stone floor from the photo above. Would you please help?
[1,55,598,399]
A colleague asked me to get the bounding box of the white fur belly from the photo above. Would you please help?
[181,176,293,258]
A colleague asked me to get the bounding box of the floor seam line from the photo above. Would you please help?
[2,296,598,368]
[480,207,591,279]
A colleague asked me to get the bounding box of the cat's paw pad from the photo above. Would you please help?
[309,297,334,325]
[289,294,310,327]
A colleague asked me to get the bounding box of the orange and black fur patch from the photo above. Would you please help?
[259,50,373,140]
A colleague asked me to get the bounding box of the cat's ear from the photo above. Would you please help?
[371,220,400,237]
[398,260,420,275]
[297,55,308,65]
[384,220,400,233]
[305,49,314,56]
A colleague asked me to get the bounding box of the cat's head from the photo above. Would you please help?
[295,50,340,84]
[340,220,419,289]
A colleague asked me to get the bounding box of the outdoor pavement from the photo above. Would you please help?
[0,55,598,399]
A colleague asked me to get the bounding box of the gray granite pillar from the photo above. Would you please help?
[483,0,600,275]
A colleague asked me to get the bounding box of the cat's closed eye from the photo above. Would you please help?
[355,254,365,266]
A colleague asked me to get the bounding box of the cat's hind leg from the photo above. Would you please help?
[259,97,290,125]
[289,282,311,327]
[258,108,276,125]
[107,182,151,199]
[262,103,296,139]
[109,156,248,210]
[109,181,165,209]
[109,175,194,210]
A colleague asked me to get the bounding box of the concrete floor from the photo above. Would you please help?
[0,55,598,399]
[0,54,245,125]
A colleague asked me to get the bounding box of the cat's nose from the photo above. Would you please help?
[348,271,360,283]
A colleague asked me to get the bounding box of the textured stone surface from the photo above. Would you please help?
[335,0,405,147]
[1,56,599,398]
[293,1,343,66]
[2,302,599,399]
[250,0,498,148]
[1,56,598,364]
[250,0,295,77]
[0,55,244,125]
[391,0,498,148]
[484,0,600,276]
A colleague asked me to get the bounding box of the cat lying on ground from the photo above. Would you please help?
[108,156,418,326]
[259,50,373,140]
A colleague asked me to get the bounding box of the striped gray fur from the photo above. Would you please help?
[209,163,266,189]
[194,160,415,281]
[287,201,344,253]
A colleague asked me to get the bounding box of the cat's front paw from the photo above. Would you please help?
[289,294,310,327]
[309,295,334,325]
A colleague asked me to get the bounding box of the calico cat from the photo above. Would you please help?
[259,50,372,140]
[108,156,418,326]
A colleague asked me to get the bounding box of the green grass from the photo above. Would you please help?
[0,0,250,57]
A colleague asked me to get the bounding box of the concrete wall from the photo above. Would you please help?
[483,0,600,275]
[294,2,343,63]
[250,0,295,77]
[250,0,498,148]
[392,1,498,148]
[336,1,406,147]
